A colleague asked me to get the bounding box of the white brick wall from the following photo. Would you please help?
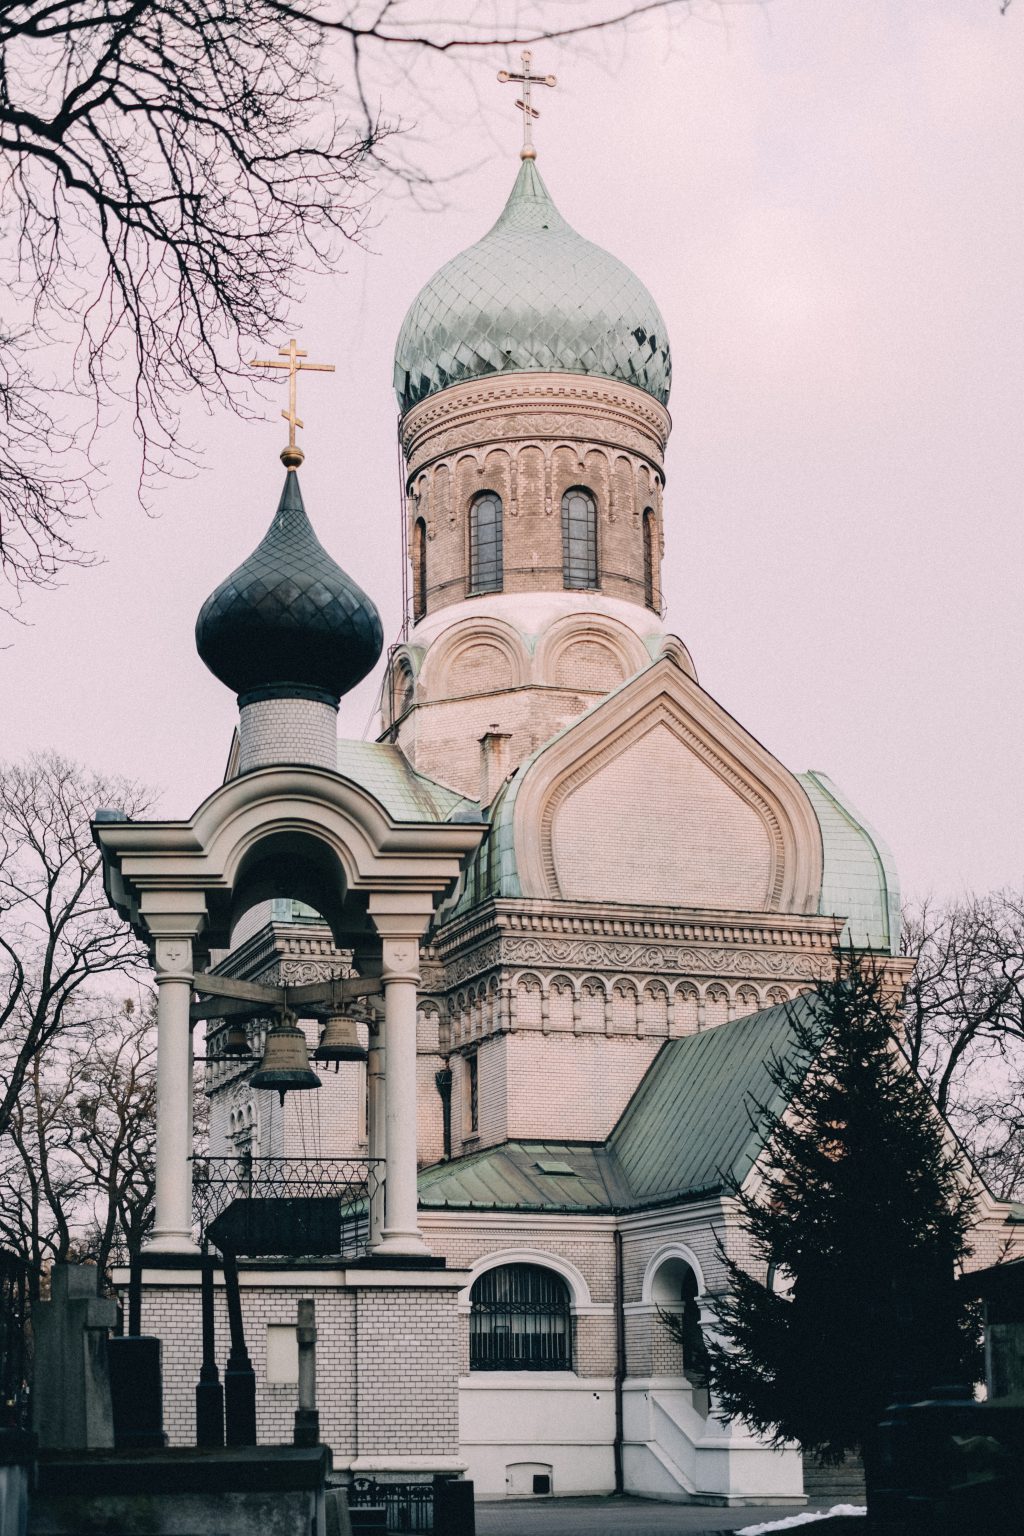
[131,1273,462,1459]
[238,697,338,772]
[551,722,773,907]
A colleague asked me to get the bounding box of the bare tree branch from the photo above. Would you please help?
[0,750,150,1138]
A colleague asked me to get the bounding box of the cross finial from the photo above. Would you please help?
[249,338,336,468]
[497,51,557,161]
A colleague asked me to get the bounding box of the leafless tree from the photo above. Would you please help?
[0,995,163,1290]
[65,995,158,1271]
[901,891,1024,1198]
[0,1050,90,1291]
[0,1,698,612]
[0,751,150,1140]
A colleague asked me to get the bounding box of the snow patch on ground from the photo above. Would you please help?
[738,1506,867,1535]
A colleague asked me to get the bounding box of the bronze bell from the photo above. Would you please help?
[220,1020,251,1057]
[313,1012,367,1069]
[251,1013,321,1103]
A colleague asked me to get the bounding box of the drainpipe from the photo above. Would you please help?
[613,1227,625,1494]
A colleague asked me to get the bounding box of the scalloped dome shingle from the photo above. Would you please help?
[195,471,383,706]
[393,160,671,415]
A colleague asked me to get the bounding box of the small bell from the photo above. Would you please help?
[313,1012,367,1069]
[251,1012,321,1104]
[220,1021,251,1057]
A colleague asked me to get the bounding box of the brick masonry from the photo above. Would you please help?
[132,1272,463,1459]
[239,696,339,772]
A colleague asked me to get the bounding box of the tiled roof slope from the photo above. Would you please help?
[418,997,820,1214]
[608,997,815,1204]
[335,740,480,824]
[418,1141,630,1214]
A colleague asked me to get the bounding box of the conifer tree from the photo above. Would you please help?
[702,959,981,1472]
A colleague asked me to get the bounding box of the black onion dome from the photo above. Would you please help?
[195,471,383,707]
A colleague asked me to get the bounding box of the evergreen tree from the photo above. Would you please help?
[702,959,981,1471]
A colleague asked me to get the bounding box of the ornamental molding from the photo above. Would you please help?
[537,698,786,907]
[402,373,670,471]
[496,936,828,982]
[406,415,664,484]
[510,658,824,915]
[433,900,840,959]
[440,939,503,988]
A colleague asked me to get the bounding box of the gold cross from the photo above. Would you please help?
[249,338,336,468]
[498,51,557,162]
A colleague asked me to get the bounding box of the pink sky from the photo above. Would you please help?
[2,1,1021,901]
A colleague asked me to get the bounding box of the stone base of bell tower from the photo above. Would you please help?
[116,1259,469,1472]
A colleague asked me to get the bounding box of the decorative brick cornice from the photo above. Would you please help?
[214,921,351,985]
[435,899,842,957]
[401,372,670,479]
[428,899,846,994]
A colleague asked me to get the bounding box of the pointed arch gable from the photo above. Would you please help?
[511,658,822,914]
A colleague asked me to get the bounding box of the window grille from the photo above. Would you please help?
[469,493,503,594]
[642,507,657,609]
[561,487,598,589]
[470,1263,572,1371]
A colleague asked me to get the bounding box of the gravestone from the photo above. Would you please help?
[32,1266,116,1451]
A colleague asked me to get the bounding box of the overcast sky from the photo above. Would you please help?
[1,0,1021,903]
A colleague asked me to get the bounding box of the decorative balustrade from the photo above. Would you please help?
[190,1157,382,1259]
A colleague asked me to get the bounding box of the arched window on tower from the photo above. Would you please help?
[412,518,427,622]
[469,492,504,595]
[642,506,657,610]
[561,487,598,590]
[469,1263,572,1371]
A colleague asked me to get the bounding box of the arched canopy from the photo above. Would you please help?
[94,762,485,953]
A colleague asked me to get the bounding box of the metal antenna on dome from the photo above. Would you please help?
[497,50,557,161]
[250,338,335,469]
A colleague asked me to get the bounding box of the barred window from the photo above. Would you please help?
[561,487,598,589]
[469,1263,572,1371]
[643,507,657,610]
[469,492,503,594]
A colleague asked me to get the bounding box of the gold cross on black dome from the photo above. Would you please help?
[250,338,335,468]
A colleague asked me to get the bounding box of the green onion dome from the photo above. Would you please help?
[195,471,383,708]
[394,160,671,415]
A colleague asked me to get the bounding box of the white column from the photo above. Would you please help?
[366,1021,386,1248]
[369,897,432,1258]
[147,935,201,1255]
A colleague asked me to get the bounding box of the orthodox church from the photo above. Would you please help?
[95,120,1019,1508]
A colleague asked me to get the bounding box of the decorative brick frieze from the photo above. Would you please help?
[400,373,671,473]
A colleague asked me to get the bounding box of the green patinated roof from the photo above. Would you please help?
[335,740,479,824]
[418,998,818,1213]
[419,1140,631,1214]
[799,771,900,955]
[393,159,671,414]
[609,998,812,1204]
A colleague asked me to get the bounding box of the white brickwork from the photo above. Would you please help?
[552,723,772,908]
[239,696,338,772]
[354,1287,460,1455]
[130,1271,463,1461]
[506,1034,662,1142]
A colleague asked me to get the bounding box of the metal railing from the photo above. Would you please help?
[191,1157,382,1260]
[348,1478,434,1533]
